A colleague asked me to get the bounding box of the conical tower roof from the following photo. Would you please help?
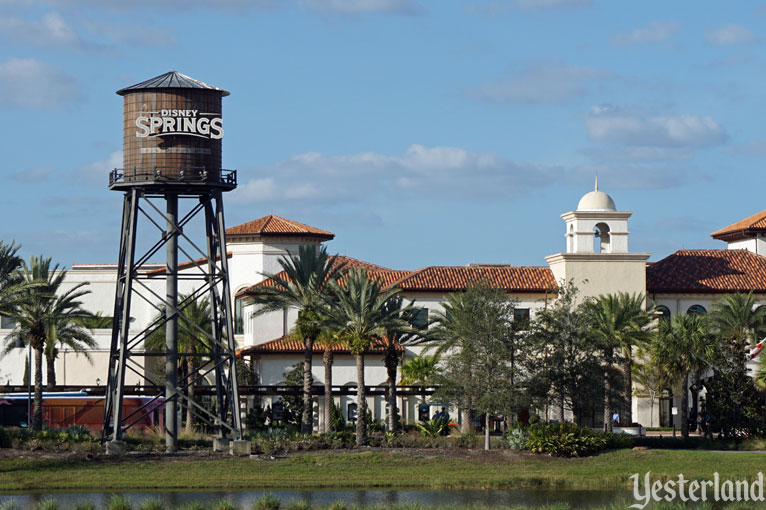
[116,71,229,96]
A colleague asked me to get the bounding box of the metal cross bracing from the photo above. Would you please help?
[102,187,242,452]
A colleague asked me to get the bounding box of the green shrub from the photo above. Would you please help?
[505,427,529,450]
[74,503,95,510]
[37,498,58,510]
[328,503,347,510]
[602,431,634,449]
[0,499,20,510]
[526,422,608,457]
[107,495,132,510]
[138,498,165,510]
[177,502,205,510]
[414,418,448,437]
[213,500,237,510]
[253,494,280,510]
[285,500,311,510]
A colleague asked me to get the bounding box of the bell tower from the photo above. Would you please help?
[546,180,650,301]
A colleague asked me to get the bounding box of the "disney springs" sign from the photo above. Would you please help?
[135,109,223,139]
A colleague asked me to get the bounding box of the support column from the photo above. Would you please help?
[165,194,179,453]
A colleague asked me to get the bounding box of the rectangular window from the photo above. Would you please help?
[411,308,429,330]
[513,308,530,329]
[0,315,16,330]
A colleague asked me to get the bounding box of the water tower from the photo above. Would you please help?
[102,71,242,453]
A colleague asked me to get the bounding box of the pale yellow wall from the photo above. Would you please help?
[546,253,650,302]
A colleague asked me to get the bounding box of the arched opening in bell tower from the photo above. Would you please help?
[594,222,611,253]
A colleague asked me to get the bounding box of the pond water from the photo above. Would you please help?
[0,489,633,509]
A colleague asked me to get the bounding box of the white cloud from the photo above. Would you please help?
[298,0,425,15]
[706,24,757,45]
[0,59,81,109]
[612,21,679,45]
[0,11,86,48]
[585,105,727,148]
[467,61,610,104]
[77,150,122,183]
[231,144,562,206]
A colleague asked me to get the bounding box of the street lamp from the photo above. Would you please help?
[13,337,31,428]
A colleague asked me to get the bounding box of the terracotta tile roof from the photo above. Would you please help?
[226,215,334,240]
[646,249,766,293]
[711,211,766,241]
[392,265,557,293]
[236,256,402,297]
[146,252,231,277]
[236,335,403,356]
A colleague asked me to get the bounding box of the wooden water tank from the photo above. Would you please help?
[111,71,234,190]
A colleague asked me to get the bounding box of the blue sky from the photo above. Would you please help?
[1,0,765,271]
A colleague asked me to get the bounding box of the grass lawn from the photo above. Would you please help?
[1,449,765,492]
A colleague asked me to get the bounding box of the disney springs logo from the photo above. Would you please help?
[135,110,223,139]
[631,472,765,509]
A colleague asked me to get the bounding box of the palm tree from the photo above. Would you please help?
[2,256,91,430]
[651,313,717,439]
[377,297,425,432]
[400,353,441,409]
[315,327,343,433]
[145,295,212,432]
[44,316,97,389]
[0,241,25,318]
[251,245,346,434]
[586,293,651,430]
[322,268,404,446]
[709,291,766,361]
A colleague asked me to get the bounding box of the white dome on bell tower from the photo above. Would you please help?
[577,177,616,211]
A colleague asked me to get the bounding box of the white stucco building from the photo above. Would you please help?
[2,185,765,431]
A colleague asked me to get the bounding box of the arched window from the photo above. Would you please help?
[655,305,671,322]
[234,297,244,334]
[687,304,707,315]
[594,222,611,253]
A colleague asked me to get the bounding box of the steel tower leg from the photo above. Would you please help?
[165,194,179,453]
[104,189,139,448]
[215,192,243,438]
[203,196,226,437]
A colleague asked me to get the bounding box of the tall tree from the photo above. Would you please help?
[145,295,213,432]
[709,291,766,362]
[315,327,343,433]
[377,297,425,432]
[2,256,92,430]
[251,245,346,434]
[322,268,404,446]
[585,293,651,429]
[44,316,97,389]
[650,313,716,439]
[526,281,603,426]
[432,283,524,450]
